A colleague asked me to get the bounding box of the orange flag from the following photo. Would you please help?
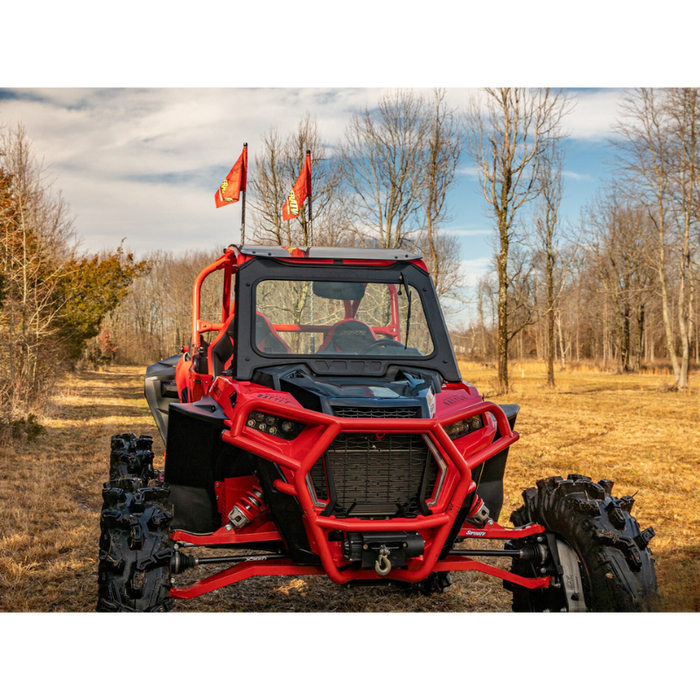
[282,151,311,221]
[215,146,247,208]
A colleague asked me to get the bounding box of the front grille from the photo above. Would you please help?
[332,406,421,419]
[311,433,439,518]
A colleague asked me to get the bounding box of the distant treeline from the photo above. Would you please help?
[102,233,699,377]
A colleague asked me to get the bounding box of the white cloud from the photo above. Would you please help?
[562,170,594,182]
[459,257,493,286]
[561,89,625,141]
[0,86,622,260]
[446,227,493,238]
[457,165,481,179]
[1,88,383,177]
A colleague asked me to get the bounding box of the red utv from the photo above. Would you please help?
[98,245,657,611]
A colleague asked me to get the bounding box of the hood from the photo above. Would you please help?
[251,363,441,419]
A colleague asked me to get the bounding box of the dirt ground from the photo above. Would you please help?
[1,362,698,612]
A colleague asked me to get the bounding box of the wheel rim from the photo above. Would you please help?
[555,539,587,612]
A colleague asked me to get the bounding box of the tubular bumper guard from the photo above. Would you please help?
[170,397,550,599]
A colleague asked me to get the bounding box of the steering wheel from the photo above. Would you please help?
[359,338,407,354]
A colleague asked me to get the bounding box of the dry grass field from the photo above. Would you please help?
[1,361,698,612]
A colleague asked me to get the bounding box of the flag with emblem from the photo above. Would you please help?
[282,151,312,221]
[215,146,247,208]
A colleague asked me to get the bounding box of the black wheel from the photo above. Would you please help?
[97,478,174,612]
[109,433,156,482]
[506,474,657,612]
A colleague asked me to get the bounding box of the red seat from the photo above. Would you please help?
[209,312,291,376]
[255,312,292,354]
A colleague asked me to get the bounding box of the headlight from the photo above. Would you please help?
[444,415,483,441]
[246,411,304,440]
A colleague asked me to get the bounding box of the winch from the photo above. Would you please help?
[342,532,424,575]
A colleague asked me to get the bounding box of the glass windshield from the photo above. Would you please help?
[254,279,435,357]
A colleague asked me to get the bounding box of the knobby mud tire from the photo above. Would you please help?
[507,474,657,612]
[416,571,452,595]
[97,478,174,612]
[109,433,156,482]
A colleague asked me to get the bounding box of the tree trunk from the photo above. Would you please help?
[497,223,509,393]
[546,229,555,387]
[635,303,645,371]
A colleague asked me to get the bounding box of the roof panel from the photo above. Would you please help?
[238,245,422,261]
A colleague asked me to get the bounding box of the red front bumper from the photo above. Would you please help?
[170,391,550,599]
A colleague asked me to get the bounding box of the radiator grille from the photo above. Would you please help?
[332,406,421,419]
[313,433,438,518]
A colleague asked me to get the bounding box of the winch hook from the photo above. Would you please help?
[375,546,392,576]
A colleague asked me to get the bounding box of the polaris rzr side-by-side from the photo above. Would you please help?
[97,245,657,612]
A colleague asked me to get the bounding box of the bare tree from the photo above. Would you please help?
[583,193,652,373]
[533,143,566,386]
[666,89,699,387]
[1,123,143,438]
[339,90,428,249]
[248,127,287,245]
[0,124,76,419]
[464,88,571,392]
[614,88,700,389]
[339,89,464,299]
[249,114,348,248]
[414,88,463,298]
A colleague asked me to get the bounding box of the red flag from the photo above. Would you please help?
[282,151,312,221]
[215,146,247,208]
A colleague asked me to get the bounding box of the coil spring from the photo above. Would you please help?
[228,488,268,529]
[465,495,491,526]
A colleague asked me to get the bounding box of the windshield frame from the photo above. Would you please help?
[230,257,461,382]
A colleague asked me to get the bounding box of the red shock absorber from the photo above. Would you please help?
[227,487,268,529]
[466,495,491,526]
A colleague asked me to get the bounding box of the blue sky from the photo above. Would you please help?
[0,87,622,305]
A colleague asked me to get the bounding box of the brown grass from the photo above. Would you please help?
[1,362,697,612]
